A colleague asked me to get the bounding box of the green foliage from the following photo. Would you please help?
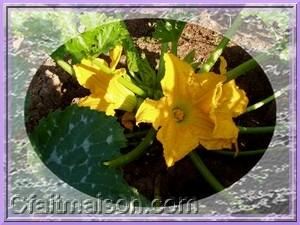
[153,19,186,43]
[29,105,149,205]
[122,37,157,96]
[51,21,129,64]
[122,38,141,75]
[51,20,157,98]
[151,19,186,92]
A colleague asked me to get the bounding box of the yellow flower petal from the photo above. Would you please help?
[135,97,169,129]
[105,104,120,116]
[73,59,111,95]
[187,108,215,139]
[114,68,126,76]
[200,138,234,150]
[210,111,239,140]
[220,80,249,117]
[105,75,137,113]
[135,53,248,167]
[73,48,137,116]
[157,121,200,167]
[208,80,245,145]
[109,45,123,69]
[92,58,109,69]
[78,95,110,113]
[161,53,195,103]
[192,72,225,113]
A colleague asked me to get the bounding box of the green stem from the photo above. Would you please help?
[225,53,271,82]
[199,37,230,73]
[118,77,147,98]
[56,59,75,76]
[125,130,149,139]
[171,41,178,55]
[103,128,157,167]
[238,126,274,134]
[208,149,266,157]
[199,14,243,73]
[169,20,185,56]
[246,88,287,113]
[189,151,224,192]
[153,175,161,207]
[223,14,243,38]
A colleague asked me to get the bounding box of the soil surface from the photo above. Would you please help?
[25,19,276,204]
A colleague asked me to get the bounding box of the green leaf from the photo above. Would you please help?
[153,19,186,43]
[29,105,149,205]
[51,21,129,64]
[122,38,140,74]
[123,37,156,95]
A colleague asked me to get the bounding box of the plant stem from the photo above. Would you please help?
[169,21,186,56]
[118,77,147,98]
[153,175,161,207]
[171,41,178,55]
[208,149,266,157]
[125,130,149,139]
[103,128,157,167]
[189,151,224,192]
[56,59,75,76]
[246,88,287,112]
[199,38,230,73]
[225,53,271,82]
[190,151,259,213]
[238,126,274,134]
[199,14,243,73]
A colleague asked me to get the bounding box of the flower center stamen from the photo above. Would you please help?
[172,108,185,122]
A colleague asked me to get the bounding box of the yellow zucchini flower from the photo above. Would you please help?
[73,45,137,116]
[136,53,248,167]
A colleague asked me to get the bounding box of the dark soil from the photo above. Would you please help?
[25,59,90,133]
[25,19,276,204]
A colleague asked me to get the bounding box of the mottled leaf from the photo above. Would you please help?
[29,105,149,205]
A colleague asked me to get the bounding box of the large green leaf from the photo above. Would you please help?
[153,19,186,43]
[29,105,149,205]
[51,21,129,64]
